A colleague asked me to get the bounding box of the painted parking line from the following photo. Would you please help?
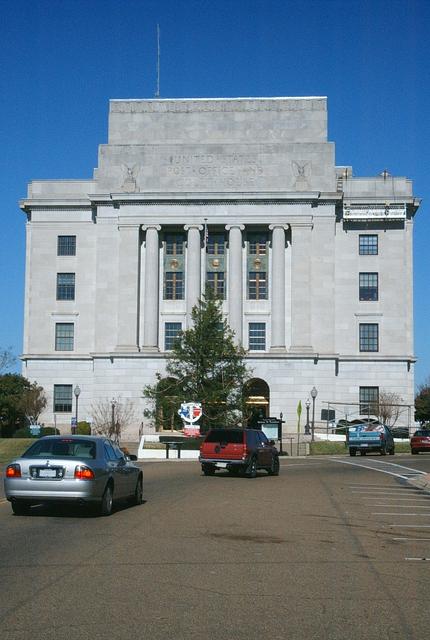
[373,513,430,516]
[333,457,427,480]
[370,504,430,508]
[405,557,430,561]
[393,538,430,542]
[389,525,430,528]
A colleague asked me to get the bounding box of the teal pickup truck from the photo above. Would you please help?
[348,423,395,456]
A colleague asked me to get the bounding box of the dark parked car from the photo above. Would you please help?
[199,428,280,477]
[4,435,143,516]
[410,430,430,455]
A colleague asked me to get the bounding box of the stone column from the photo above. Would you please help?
[289,222,313,353]
[115,224,141,352]
[184,224,203,324]
[141,225,161,351]
[269,224,288,351]
[226,224,245,344]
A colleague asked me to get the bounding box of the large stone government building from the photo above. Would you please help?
[20,97,420,437]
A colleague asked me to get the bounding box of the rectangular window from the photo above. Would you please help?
[53,384,73,412]
[359,272,378,301]
[56,273,75,300]
[248,233,267,255]
[206,272,225,298]
[57,235,76,256]
[359,323,379,352]
[207,233,225,255]
[359,386,379,416]
[165,233,184,255]
[248,272,267,300]
[359,235,378,255]
[55,323,74,351]
[249,322,266,351]
[164,322,182,350]
[164,272,184,300]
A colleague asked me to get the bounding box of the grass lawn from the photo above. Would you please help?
[0,439,33,464]
[310,440,411,456]
[310,441,348,455]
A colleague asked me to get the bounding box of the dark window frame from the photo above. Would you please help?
[248,233,268,256]
[359,386,379,416]
[164,272,184,300]
[57,235,76,256]
[359,234,378,255]
[56,273,75,301]
[55,323,74,351]
[359,272,378,301]
[248,322,266,351]
[207,233,225,255]
[53,384,73,413]
[164,322,182,350]
[206,271,225,298]
[165,233,184,256]
[359,323,379,352]
[248,271,267,300]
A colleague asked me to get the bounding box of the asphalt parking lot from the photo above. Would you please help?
[2,454,430,640]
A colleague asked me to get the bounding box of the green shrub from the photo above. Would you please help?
[76,421,91,435]
[13,427,34,438]
[40,426,60,436]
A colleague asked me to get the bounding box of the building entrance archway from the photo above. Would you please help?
[244,378,270,427]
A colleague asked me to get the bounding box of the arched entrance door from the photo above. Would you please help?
[244,378,270,427]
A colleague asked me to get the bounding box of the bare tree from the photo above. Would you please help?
[378,390,404,427]
[0,348,15,373]
[19,382,47,424]
[91,397,135,443]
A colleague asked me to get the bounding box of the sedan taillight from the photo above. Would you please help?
[74,465,95,480]
[6,464,21,478]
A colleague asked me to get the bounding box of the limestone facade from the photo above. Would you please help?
[20,97,420,437]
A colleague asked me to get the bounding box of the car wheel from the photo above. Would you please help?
[100,484,113,516]
[389,448,395,455]
[360,450,366,456]
[380,446,386,456]
[202,464,216,476]
[132,476,143,505]
[268,456,280,476]
[246,457,257,478]
[411,449,418,455]
[11,501,30,516]
[349,449,356,456]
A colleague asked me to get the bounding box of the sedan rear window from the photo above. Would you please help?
[414,430,430,437]
[205,430,245,444]
[22,439,96,459]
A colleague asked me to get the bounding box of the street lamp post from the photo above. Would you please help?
[311,386,318,442]
[279,412,283,455]
[73,385,81,434]
[304,398,311,435]
[111,399,117,441]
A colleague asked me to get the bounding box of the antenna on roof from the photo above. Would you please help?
[155,24,160,98]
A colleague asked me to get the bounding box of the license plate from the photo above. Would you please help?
[217,462,227,468]
[39,469,57,478]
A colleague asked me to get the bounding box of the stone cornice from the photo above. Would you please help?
[90,191,341,207]
[19,198,92,212]
[20,352,416,363]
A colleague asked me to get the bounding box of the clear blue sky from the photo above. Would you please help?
[1,0,428,387]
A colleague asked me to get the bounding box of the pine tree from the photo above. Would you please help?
[143,289,252,431]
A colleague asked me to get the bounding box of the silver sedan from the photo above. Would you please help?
[4,435,143,516]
